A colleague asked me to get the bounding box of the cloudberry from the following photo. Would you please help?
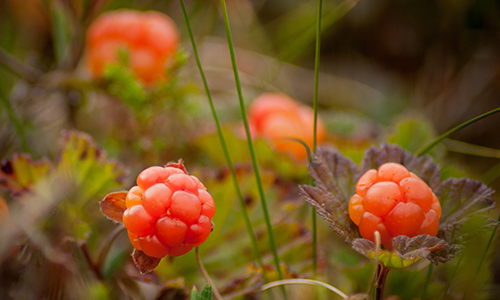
[248,93,326,161]
[348,162,441,250]
[86,9,179,84]
[123,164,215,258]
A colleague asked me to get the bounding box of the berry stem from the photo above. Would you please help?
[195,247,223,300]
[219,0,284,283]
[96,224,126,275]
[311,0,323,280]
[420,264,433,300]
[375,265,390,300]
[440,252,464,300]
[417,107,500,156]
[179,0,267,281]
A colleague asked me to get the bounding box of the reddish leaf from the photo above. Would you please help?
[361,144,441,189]
[0,154,52,197]
[132,249,162,274]
[165,159,187,174]
[100,191,127,222]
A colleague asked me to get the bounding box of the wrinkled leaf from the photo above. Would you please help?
[132,249,162,274]
[361,144,441,189]
[0,154,52,197]
[299,147,361,242]
[352,235,449,268]
[58,130,127,198]
[200,285,214,300]
[100,192,127,222]
[436,177,496,243]
[300,185,359,241]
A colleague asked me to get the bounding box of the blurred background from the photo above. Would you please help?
[1,0,500,299]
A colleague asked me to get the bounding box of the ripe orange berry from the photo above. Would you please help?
[123,164,215,258]
[247,93,326,161]
[86,9,179,84]
[349,163,441,250]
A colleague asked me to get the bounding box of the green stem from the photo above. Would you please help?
[0,87,31,153]
[196,247,223,300]
[261,279,347,299]
[417,107,500,156]
[219,0,283,281]
[420,264,433,300]
[179,0,267,281]
[311,0,323,280]
[441,252,464,300]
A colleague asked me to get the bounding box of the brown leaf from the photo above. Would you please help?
[100,191,127,222]
[436,178,495,240]
[361,144,441,189]
[299,147,361,242]
[132,249,162,274]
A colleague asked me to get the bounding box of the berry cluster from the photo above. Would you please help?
[123,165,215,258]
[248,93,325,161]
[349,163,441,249]
[86,9,179,84]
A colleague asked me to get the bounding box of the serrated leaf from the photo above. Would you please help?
[57,130,127,198]
[200,285,213,300]
[132,249,162,274]
[100,192,127,222]
[361,144,441,189]
[436,178,496,244]
[299,147,361,241]
[352,235,449,268]
[0,154,52,197]
[300,185,359,241]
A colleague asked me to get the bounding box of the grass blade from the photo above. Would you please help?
[311,0,323,279]
[219,0,284,283]
[179,0,267,281]
[417,107,500,156]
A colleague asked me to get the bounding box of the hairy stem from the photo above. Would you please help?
[196,247,223,300]
[375,265,390,300]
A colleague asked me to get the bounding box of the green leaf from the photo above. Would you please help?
[361,143,441,189]
[387,117,437,154]
[57,130,127,199]
[299,147,361,242]
[352,235,449,268]
[190,287,201,300]
[200,285,213,300]
[0,154,52,197]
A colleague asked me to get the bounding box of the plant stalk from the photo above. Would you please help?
[418,107,500,156]
[311,0,323,280]
[196,247,223,300]
[179,0,267,281]
[219,0,283,282]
